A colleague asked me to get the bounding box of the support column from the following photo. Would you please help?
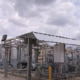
[64,44,66,74]
[78,47,80,65]
[8,48,11,65]
[27,38,32,80]
[19,47,22,69]
[17,47,21,68]
[72,51,74,65]
[59,63,63,74]
[35,49,38,63]
[17,47,19,63]
[4,47,8,78]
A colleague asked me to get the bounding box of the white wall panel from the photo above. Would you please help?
[54,43,65,63]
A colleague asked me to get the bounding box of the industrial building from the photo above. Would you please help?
[0,31,80,80]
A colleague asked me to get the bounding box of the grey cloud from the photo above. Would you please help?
[34,0,55,6]
[9,19,27,27]
[44,27,60,35]
[47,15,69,26]
[46,1,77,27]
[66,0,80,5]
[76,36,80,40]
[0,0,15,19]
[26,11,41,18]
[35,26,61,35]
[47,13,77,26]
[0,20,9,35]
[14,0,34,17]
[0,21,17,37]
[75,31,80,40]
[14,0,55,17]
[0,0,80,40]
[75,34,80,40]
[0,27,7,35]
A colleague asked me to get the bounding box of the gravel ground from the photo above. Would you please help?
[0,74,26,80]
[0,72,80,80]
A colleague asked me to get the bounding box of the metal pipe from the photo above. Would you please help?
[20,47,22,69]
[42,42,43,64]
[35,49,38,63]
[0,41,3,61]
[8,48,11,65]
[61,44,65,74]
[72,51,74,65]
[45,42,46,62]
[4,47,8,78]
[17,47,21,69]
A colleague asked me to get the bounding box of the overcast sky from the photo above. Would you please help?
[0,0,80,40]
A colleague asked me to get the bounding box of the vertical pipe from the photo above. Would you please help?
[64,44,66,74]
[17,47,19,66]
[17,47,19,62]
[49,66,51,80]
[35,49,38,63]
[17,47,19,68]
[0,41,2,61]
[9,41,11,65]
[27,38,32,80]
[78,47,80,66]
[17,47,21,68]
[4,47,8,78]
[8,48,11,65]
[45,42,46,63]
[42,42,43,64]
[20,47,22,69]
[72,51,74,66]
[35,40,39,63]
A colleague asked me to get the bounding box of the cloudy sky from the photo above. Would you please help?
[0,0,80,40]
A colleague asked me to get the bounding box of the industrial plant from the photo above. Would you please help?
[0,32,80,80]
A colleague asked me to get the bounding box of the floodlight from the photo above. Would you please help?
[1,35,7,41]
